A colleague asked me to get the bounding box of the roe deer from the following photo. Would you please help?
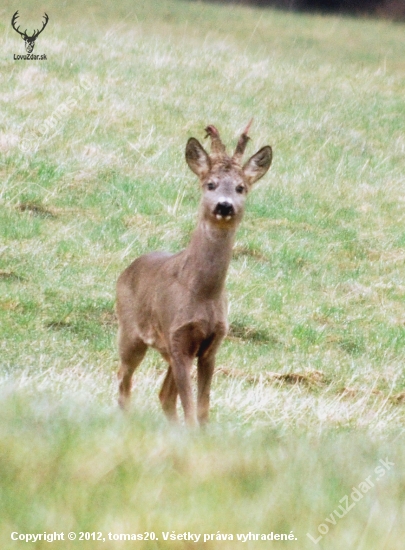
[116,123,272,426]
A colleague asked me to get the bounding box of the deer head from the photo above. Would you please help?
[11,11,49,54]
[185,121,273,228]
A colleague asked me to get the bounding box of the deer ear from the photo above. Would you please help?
[243,146,272,186]
[185,138,211,179]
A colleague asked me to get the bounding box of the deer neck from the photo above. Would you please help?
[180,219,236,299]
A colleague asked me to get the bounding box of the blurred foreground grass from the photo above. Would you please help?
[1,0,405,547]
[1,393,404,549]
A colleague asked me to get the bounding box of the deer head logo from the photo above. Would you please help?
[11,11,49,54]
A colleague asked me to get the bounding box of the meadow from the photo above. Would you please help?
[1,0,405,548]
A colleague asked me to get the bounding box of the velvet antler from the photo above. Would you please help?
[204,125,226,158]
[232,119,253,164]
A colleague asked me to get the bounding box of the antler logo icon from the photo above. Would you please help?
[11,11,49,54]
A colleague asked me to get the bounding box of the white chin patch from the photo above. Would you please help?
[215,214,233,221]
[215,214,232,222]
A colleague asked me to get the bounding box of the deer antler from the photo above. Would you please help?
[11,11,49,40]
[205,125,226,158]
[233,118,253,164]
[31,13,49,40]
[11,11,26,38]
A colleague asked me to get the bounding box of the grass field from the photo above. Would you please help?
[1,0,405,548]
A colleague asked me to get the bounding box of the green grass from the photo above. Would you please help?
[1,0,405,548]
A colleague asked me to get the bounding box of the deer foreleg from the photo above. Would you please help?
[169,326,201,426]
[197,353,217,425]
[196,331,225,425]
[170,356,196,426]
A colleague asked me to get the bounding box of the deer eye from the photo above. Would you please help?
[236,185,245,194]
[206,182,216,191]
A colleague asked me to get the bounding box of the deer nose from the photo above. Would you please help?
[214,201,235,218]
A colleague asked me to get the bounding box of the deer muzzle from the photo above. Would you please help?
[214,201,235,220]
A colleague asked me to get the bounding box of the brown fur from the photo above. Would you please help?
[116,124,272,426]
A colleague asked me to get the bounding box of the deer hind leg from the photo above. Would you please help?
[117,331,147,410]
[158,365,179,422]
